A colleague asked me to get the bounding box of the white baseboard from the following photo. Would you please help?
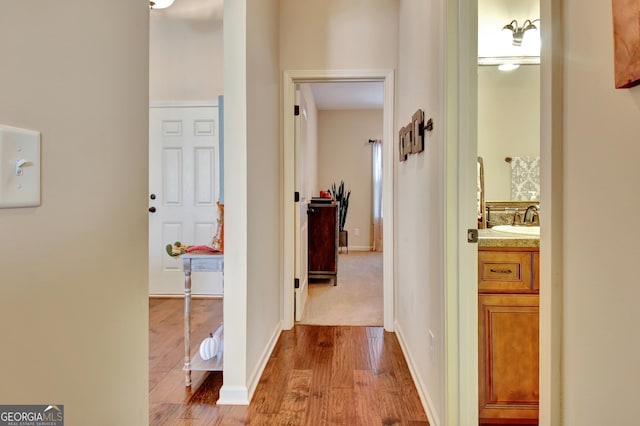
[149,293,223,299]
[394,320,441,426]
[217,385,250,405]
[217,321,282,405]
[247,322,282,400]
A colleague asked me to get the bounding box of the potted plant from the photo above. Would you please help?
[330,181,351,250]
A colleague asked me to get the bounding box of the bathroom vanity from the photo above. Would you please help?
[478,230,539,425]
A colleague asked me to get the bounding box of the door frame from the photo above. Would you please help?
[282,69,395,331]
[293,88,309,322]
[449,0,563,423]
[445,0,479,422]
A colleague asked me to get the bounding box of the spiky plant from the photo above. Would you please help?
[330,180,351,232]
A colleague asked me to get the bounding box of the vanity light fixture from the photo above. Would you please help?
[149,0,174,9]
[502,19,540,46]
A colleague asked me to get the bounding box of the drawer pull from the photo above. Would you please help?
[490,268,513,274]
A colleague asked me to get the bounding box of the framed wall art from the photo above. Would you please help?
[612,0,640,88]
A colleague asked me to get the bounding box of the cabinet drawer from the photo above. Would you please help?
[479,251,533,293]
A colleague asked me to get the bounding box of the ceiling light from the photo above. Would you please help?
[502,19,539,47]
[149,0,175,9]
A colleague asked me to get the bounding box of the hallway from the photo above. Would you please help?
[149,298,428,425]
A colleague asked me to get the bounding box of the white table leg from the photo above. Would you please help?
[184,268,192,387]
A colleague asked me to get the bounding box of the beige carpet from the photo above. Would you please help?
[298,251,383,326]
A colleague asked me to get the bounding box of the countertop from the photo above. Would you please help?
[478,228,540,249]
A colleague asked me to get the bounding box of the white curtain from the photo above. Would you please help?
[372,139,383,252]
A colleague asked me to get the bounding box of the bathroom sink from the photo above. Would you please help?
[491,225,540,236]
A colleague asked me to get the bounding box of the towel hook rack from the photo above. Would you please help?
[504,156,513,163]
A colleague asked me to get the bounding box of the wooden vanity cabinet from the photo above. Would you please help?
[478,248,539,425]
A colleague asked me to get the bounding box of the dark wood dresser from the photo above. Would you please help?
[307,200,338,284]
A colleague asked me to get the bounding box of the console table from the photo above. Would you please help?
[181,252,224,386]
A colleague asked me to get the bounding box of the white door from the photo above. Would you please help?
[148,105,222,296]
[294,90,309,321]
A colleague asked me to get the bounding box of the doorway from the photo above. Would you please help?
[295,81,384,326]
[451,0,562,422]
[477,0,541,423]
[282,69,395,332]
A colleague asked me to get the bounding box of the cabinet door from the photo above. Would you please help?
[479,294,539,424]
[308,204,337,274]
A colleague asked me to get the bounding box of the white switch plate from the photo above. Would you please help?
[0,125,41,208]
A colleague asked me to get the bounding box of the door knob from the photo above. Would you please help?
[149,207,157,213]
[307,207,315,214]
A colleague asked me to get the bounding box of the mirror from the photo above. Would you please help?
[477,157,486,229]
[478,64,540,202]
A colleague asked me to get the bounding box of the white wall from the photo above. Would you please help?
[0,1,149,424]
[245,0,282,397]
[280,0,399,71]
[562,0,640,424]
[478,65,540,201]
[396,0,446,424]
[149,0,223,102]
[317,109,383,250]
[220,0,282,404]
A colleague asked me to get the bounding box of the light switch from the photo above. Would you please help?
[0,124,41,208]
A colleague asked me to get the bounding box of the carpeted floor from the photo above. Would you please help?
[298,251,383,326]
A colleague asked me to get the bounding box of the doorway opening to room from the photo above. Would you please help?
[476,0,543,423]
[282,70,395,332]
[294,81,385,327]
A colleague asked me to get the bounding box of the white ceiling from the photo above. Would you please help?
[308,82,384,110]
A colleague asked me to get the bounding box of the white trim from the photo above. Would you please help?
[395,320,441,426]
[538,0,563,424]
[282,69,395,332]
[246,322,282,400]
[148,294,224,299]
[449,0,562,424]
[478,56,540,66]
[149,101,219,108]
[216,386,250,405]
[445,0,478,424]
[339,245,374,252]
[217,323,280,405]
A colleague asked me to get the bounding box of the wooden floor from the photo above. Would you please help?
[149,298,429,425]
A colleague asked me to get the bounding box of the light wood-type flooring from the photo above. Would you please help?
[149,297,429,425]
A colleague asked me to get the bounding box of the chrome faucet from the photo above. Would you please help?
[523,204,540,225]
